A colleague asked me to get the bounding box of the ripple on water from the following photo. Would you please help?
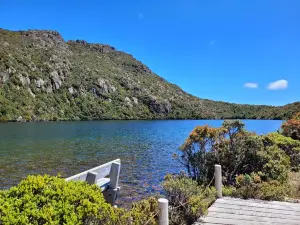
[0,120,282,203]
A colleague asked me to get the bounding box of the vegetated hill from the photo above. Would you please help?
[0,28,299,121]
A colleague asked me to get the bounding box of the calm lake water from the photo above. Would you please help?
[0,120,282,203]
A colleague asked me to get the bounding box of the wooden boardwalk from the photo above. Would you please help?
[195,197,300,225]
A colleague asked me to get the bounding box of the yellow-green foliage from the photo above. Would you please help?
[257,145,290,182]
[222,186,236,197]
[176,120,298,204]
[264,132,300,171]
[0,175,159,225]
[179,120,291,185]
[163,174,216,225]
[0,175,116,224]
[121,197,158,225]
[233,174,289,201]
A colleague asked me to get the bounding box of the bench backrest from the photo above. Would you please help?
[66,159,121,187]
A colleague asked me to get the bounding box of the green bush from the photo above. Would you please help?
[0,175,116,224]
[233,174,289,201]
[0,175,159,225]
[162,174,216,225]
[222,186,236,197]
[257,145,290,182]
[120,197,158,225]
[263,133,300,171]
[178,120,291,185]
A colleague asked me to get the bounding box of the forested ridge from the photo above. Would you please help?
[0,28,299,121]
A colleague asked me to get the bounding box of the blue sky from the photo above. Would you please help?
[1,0,299,106]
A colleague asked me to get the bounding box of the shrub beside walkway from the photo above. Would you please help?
[195,197,300,225]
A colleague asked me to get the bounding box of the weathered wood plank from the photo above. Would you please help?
[197,197,300,225]
[212,202,300,216]
[216,198,300,212]
[208,205,300,220]
[197,216,282,225]
[222,197,300,210]
[206,211,300,224]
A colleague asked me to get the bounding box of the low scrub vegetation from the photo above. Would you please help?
[165,115,300,224]
[0,175,159,225]
[163,174,216,225]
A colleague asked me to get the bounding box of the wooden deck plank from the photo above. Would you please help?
[221,197,300,210]
[208,205,300,220]
[196,216,283,225]
[206,211,300,224]
[216,198,300,212]
[196,197,300,225]
[212,202,300,216]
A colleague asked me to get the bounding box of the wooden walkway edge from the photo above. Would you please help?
[195,197,300,225]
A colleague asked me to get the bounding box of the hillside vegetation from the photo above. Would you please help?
[0,28,299,121]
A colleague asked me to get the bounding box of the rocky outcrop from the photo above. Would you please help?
[28,88,35,98]
[149,98,172,114]
[21,30,70,54]
[50,71,62,90]
[125,97,132,107]
[0,71,9,83]
[68,87,76,95]
[18,74,30,86]
[34,78,45,88]
[132,97,138,104]
[69,40,116,53]
[96,78,117,94]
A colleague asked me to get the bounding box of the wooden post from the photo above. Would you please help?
[158,198,169,225]
[215,164,222,198]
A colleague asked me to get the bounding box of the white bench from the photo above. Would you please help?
[66,159,121,204]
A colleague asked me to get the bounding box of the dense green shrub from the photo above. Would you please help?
[257,145,290,182]
[162,174,216,225]
[178,120,290,185]
[233,174,289,201]
[263,133,300,171]
[0,175,116,224]
[0,175,159,225]
[173,120,299,206]
[117,197,158,225]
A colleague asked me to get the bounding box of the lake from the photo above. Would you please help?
[0,120,282,204]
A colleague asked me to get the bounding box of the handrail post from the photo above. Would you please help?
[214,164,222,198]
[158,198,168,225]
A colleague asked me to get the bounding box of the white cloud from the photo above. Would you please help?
[244,82,258,89]
[138,12,144,20]
[209,40,215,45]
[267,79,288,90]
